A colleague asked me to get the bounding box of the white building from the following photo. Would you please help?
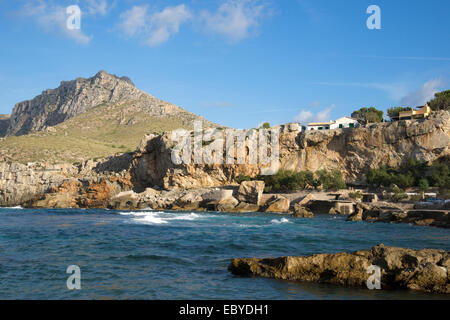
[306,121,333,131]
[330,117,360,129]
[305,117,359,131]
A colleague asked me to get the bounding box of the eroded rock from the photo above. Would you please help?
[229,244,450,294]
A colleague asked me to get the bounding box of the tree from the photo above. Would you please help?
[418,178,429,200]
[427,90,450,111]
[387,106,412,119]
[316,169,346,190]
[261,122,270,129]
[351,107,384,124]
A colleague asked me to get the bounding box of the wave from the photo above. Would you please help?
[1,206,23,209]
[271,218,291,224]
[119,211,209,225]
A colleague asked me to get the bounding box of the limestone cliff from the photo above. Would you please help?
[130,111,450,189]
[1,112,449,207]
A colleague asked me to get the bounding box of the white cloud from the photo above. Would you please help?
[118,5,148,37]
[85,0,109,16]
[200,0,269,42]
[118,4,192,47]
[399,79,443,107]
[19,0,91,44]
[294,104,335,123]
[147,5,192,47]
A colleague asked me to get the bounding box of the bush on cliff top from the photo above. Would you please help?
[427,90,450,111]
[351,107,384,124]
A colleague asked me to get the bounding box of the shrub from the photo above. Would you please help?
[427,90,450,111]
[256,170,317,192]
[236,174,252,184]
[418,178,429,191]
[430,162,450,189]
[316,169,346,191]
[367,159,445,189]
[349,191,362,199]
[387,106,412,119]
[391,186,408,202]
[409,194,422,202]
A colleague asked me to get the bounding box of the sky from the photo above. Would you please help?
[0,0,449,129]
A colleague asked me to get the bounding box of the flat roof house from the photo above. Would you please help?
[306,121,333,131]
[306,117,360,131]
[391,104,431,121]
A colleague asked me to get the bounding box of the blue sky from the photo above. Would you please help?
[0,0,449,128]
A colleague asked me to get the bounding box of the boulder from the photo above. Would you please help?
[296,193,315,206]
[109,190,139,210]
[346,203,365,221]
[233,202,260,213]
[292,204,314,218]
[216,197,239,212]
[264,195,290,213]
[237,181,265,205]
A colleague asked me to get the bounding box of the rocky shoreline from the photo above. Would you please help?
[0,111,449,229]
[229,244,450,294]
[21,179,449,228]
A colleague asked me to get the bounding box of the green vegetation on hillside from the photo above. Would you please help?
[0,101,199,164]
[351,107,384,124]
[427,90,450,111]
[236,169,346,192]
[387,106,412,119]
[367,158,450,190]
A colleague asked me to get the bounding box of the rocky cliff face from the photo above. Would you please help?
[5,70,206,136]
[0,115,10,136]
[130,111,450,189]
[1,110,449,207]
[0,153,133,207]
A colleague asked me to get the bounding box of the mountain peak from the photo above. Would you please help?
[6,72,155,136]
[4,71,212,137]
[92,70,135,87]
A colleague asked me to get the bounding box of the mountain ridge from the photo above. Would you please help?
[6,70,212,136]
[0,71,218,163]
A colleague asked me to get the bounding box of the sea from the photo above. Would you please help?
[0,207,449,300]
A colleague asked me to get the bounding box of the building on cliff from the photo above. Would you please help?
[306,117,360,131]
[390,104,431,121]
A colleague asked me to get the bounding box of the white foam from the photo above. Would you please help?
[134,214,168,225]
[271,218,291,224]
[3,206,23,209]
[119,211,210,225]
[166,213,201,221]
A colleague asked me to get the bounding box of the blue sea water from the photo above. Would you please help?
[0,207,449,300]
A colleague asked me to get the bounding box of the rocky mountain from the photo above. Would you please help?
[6,70,210,136]
[0,71,216,163]
[0,114,10,136]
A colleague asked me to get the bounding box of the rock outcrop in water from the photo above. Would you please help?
[228,244,450,294]
[346,202,450,228]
